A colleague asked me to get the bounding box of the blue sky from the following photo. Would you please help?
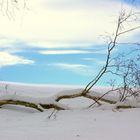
[0,0,140,86]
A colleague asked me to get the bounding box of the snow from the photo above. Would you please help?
[0,81,140,140]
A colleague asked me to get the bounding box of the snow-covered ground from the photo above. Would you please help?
[0,82,140,140]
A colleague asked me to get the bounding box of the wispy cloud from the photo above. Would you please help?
[0,0,139,49]
[0,38,15,48]
[48,63,94,76]
[29,41,94,49]
[39,48,114,55]
[0,52,34,67]
[83,58,106,65]
[39,50,92,55]
[0,38,26,54]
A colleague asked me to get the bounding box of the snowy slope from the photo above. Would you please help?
[0,82,140,140]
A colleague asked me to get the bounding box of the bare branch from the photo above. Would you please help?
[118,25,140,36]
[82,10,140,97]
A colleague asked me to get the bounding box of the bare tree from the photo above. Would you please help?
[82,9,140,96]
[0,0,28,19]
[109,48,140,102]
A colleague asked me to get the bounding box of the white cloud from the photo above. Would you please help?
[48,63,94,76]
[39,49,111,55]
[0,38,15,48]
[39,50,92,55]
[83,58,106,65]
[0,52,34,67]
[29,41,94,49]
[0,0,139,49]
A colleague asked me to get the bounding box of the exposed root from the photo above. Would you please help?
[55,92,82,102]
[116,105,136,109]
[0,100,43,112]
[40,103,66,110]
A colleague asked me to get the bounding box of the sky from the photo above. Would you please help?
[0,0,140,86]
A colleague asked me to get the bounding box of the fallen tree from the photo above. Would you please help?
[0,87,140,112]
